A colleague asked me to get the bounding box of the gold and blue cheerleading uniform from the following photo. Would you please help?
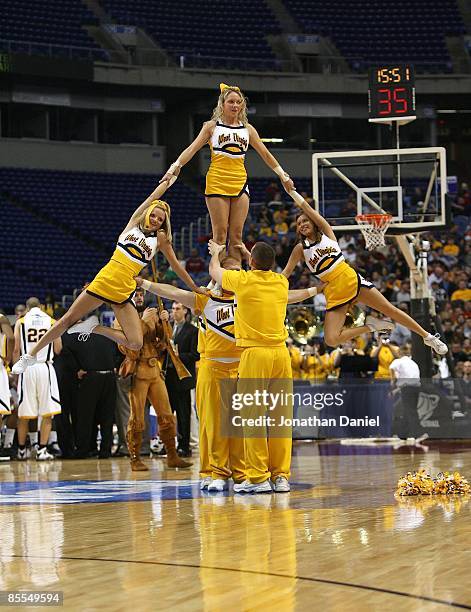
[86,226,158,304]
[194,291,245,483]
[302,235,373,311]
[205,121,250,198]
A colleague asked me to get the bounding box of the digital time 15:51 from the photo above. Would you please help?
[376,66,411,84]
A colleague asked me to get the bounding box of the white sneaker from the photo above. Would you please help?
[423,333,448,355]
[150,437,164,454]
[200,477,212,490]
[273,476,290,493]
[366,315,395,333]
[233,479,272,494]
[36,447,54,461]
[67,316,98,340]
[17,448,30,461]
[207,479,229,492]
[12,354,37,374]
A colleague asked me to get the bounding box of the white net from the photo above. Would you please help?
[356,214,392,250]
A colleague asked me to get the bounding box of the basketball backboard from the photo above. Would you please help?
[312,147,447,233]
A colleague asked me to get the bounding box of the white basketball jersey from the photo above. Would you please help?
[19,308,54,363]
[116,226,159,267]
[302,234,345,279]
[209,122,249,159]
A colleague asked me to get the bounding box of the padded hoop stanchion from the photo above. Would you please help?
[356,214,393,250]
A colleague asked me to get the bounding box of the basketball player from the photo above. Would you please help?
[160,83,295,262]
[282,191,448,356]
[208,240,320,493]
[136,259,319,492]
[13,180,205,375]
[0,312,14,417]
[13,298,62,460]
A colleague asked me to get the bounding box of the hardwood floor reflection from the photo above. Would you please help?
[1,441,471,610]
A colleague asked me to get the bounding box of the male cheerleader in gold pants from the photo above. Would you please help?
[209,240,320,493]
[136,259,246,492]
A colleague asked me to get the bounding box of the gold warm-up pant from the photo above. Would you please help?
[128,374,174,433]
[238,346,293,483]
[196,359,245,482]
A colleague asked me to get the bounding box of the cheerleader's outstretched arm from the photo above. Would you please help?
[135,278,196,310]
[282,243,304,278]
[158,234,205,294]
[124,179,171,232]
[160,121,215,184]
[288,190,337,241]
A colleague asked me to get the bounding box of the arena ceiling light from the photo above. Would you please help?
[261,137,284,143]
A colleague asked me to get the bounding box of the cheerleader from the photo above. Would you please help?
[13,180,203,374]
[282,191,448,356]
[160,83,294,262]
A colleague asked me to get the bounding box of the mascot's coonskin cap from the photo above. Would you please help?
[143,200,172,242]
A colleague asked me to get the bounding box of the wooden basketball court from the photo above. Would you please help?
[1,441,470,611]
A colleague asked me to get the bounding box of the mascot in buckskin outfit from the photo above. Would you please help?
[118,287,191,471]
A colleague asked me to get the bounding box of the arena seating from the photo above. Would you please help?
[100,0,282,70]
[0,0,108,61]
[284,0,466,72]
[0,168,206,309]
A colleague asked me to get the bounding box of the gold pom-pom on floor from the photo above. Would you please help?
[396,469,471,496]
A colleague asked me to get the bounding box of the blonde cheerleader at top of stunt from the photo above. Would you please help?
[160,83,295,262]
[13,179,205,374]
[282,190,448,356]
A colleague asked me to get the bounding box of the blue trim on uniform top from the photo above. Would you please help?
[212,146,246,155]
[117,242,148,264]
[314,252,344,276]
[206,319,235,339]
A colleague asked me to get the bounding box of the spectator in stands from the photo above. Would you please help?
[259,221,273,239]
[159,83,294,263]
[394,281,411,304]
[185,248,206,275]
[14,304,26,320]
[370,336,400,380]
[268,192,284,210]
[13,180,204,375]
[265,181,280,204]
[443,237,460,258]
[273,211,288,236]
[451,341,468,363]
[451,279,471,303]
[43,293,59,318]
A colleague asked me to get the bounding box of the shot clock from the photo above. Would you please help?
[368,65,416,125]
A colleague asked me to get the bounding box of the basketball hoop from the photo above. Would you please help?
[355,214,393,250]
